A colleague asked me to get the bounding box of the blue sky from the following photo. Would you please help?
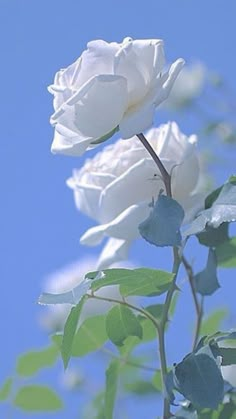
[1,0,236,417]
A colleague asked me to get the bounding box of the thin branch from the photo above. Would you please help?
[86,293,160,330]
[136,133,172,197]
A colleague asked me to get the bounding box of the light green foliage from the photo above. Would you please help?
[53,314,108,358]
[125,379,157,395]
[61,297,85,369]
[200,309,228,336]
[13,385,63,411]
[105,360,120,419]
[0,378,12,401]
[152,370,162,392]
[106,305,142,346]
[16,345,59,377]
[87,268,174,297]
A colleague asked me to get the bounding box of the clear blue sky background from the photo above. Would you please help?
[1,0,236,417]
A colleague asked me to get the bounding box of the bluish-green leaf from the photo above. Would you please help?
[105,360,119,419]
[174,345,224,409]
[61,297,85,369]
[38,278,91,305]
[106,305,142,347]
[200,309,228,336]
[139,195,184,247]
[215,347,236,366]
[194,249,220,296]
[13,385,63,411]
[0,378,12,401]
[216,237,236,267]
[174,406,198,418]
[87,268,174,297]
[16,345,59,376]
[197,223,229,247]
[184,180,236,238]
[165,370,176,405]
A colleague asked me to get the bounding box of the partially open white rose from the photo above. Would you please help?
[67,122,205,268]
[48,37,184,156]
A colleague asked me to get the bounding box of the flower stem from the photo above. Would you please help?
[158,247,181,418]
[137,132,181,418]
[182,255,204,350]
[136,133,172,197]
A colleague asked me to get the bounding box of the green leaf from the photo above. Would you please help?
[174,345,224,409]
[61,297,85,369]
[87,268,174,297]
[106,305,142,347]
[16,345,59,377]
[38,278,91,305]
[0,378,12,401]
[197,223,229,247]
[72,315,107,357]
[14,385,63,411]
[184,178,236,238]
[120,269,173,297]
[194,249,220,296]
[125,379,157,395]
[200,309,228,336]
[139,195,184,247]
[52,315,108,357]
[216,237,236,267]
[152,370,162,392]
[144,304,164,319]
[105,360,119,419]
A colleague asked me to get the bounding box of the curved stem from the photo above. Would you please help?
[136,133,172,197]
[87,293,160,330]
[158,247,181,418]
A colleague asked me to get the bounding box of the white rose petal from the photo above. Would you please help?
[48,37,184,156]
[68,122,206,264]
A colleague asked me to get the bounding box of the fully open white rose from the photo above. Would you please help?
[67,122,205,268]
[48,37,184,156]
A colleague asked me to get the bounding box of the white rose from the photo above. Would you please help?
[67,122,205,268]
[48,37,184,156]
[39,256,134,332]
[163,62,206,110]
